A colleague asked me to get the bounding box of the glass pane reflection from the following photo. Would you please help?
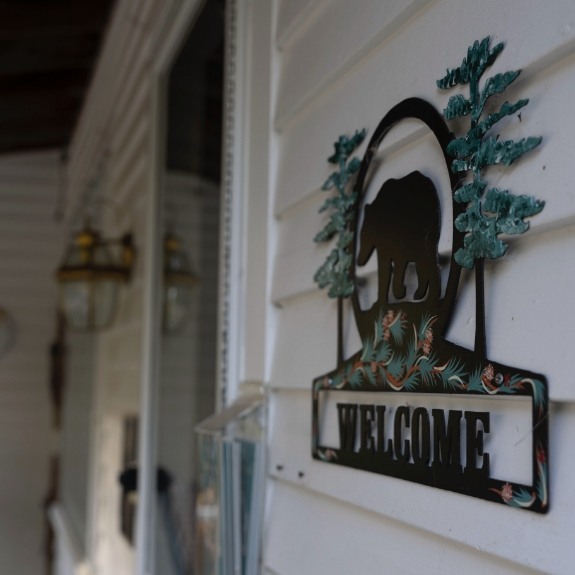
[153,0,224,572]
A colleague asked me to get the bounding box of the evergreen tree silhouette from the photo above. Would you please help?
[437,36,544,357]
[314,129,366,364]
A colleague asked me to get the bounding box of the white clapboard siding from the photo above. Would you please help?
[265,0,575,574]
[265,479,547,575]
[0,150,63,575]
[274,0,575,216]
[275,0,432,129]
[268,389,573,573]
[276,0,326,50]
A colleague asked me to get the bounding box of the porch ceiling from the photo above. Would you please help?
[0,0,116,154]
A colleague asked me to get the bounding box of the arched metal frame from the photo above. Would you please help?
[350,97,464,340]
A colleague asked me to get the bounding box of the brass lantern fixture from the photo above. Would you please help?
[56,222,135,331]
[163,233,198,333]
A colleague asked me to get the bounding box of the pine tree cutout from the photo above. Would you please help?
[314,129,366,298]
[437,36,544,356]
[314,129,366,366]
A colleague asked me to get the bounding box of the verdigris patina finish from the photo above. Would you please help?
[437,36,544,357]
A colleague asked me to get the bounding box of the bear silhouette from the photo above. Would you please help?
[357,171,441,303]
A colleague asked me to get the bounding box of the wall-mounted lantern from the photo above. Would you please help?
[56,222,135,331]
[163,233,198,333]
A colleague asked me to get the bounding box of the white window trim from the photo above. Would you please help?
[136,0,249,573]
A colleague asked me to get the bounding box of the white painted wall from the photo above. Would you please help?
[264,1,575,574]
[0,150,63,574]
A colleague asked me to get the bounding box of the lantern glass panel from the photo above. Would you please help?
[59,237,123,330]
[61,281,91,329]
[93,280,119,328]
[165,247,190,273]
[164,282,193,332]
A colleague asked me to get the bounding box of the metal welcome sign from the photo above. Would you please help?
[311,37,549,512]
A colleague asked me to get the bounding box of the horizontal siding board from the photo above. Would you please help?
[108,117,150,205]
[113,152,148,213]
[275,0,431,128]
[110,15,155,129]
[0,226,60,245]
[111,97,150,198]
[264,479,545,575]
[268,389,575,574]
[0,250,60,268]
[0,149,60,168]
[0,279,58,300]
[0,247,59,270]
[270,292,341,390]
[0,405,50,428]
[274,0,575,217]
[276,0,327,50]
[0,153,60,187]
[0,187,59,207]
[111,74,150,163]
